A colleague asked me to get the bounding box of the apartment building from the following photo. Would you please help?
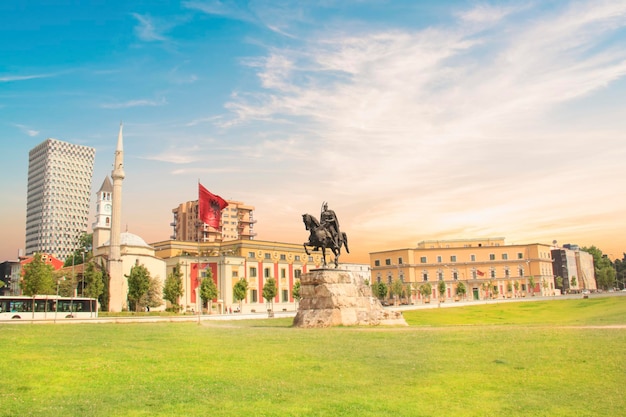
[170,200,256,243]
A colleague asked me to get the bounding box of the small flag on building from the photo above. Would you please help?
[198,183,228,229]
[477,270,485,276]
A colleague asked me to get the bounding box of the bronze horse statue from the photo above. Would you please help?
[302,213,349,268]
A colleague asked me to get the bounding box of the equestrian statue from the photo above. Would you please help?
[302,202,349,268]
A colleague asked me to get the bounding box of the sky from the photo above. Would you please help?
[1,0,625,264]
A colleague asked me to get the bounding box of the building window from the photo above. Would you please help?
[489,254,495,261]
[472,270,477,279]
[295,255,301,261]
[264,253,271,260]
[387,275,392,284]
[517,253,523,259]
[249,267,257,278]
[251,289,258,303]
[453,271,458,280]
[420,257,427,263]
[423,272,428,282]
[450,255,457,262]
[248,252,255,258]
[308,256,314,262]
[398,258,403,265]
[502,254,508,260]
[385,259,391,266]
[280,254,286,261]
[471,254,476,262]
[264,268,271,278]
[437,256,442,263]
[281,268,286,279]
[294,269,301,279]
[505,268,510,277]
[519,268,524,277]
[282,289,289,302]
[490,269,496,278]
[376,275,381,284]
[438,271,443,280]
[232,271,238,278]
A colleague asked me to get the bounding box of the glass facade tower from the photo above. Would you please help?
[25,139,95,261]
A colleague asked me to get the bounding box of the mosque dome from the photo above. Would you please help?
[103,232,152,248]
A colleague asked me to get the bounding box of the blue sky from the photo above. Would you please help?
[1,0,625,262]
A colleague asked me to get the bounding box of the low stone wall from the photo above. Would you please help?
[293,269,407,327]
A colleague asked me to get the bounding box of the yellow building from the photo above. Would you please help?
[370,238,555,302]
[151,238,326,314]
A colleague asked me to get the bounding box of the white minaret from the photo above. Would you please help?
[108,123,126,312]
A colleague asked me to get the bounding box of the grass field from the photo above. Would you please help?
[0,297,624,416]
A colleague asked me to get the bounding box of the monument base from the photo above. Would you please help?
[293,269,407,328]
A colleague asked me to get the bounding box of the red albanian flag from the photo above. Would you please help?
[198,183,228,229]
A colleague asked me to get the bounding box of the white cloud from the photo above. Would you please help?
[14,124,39,137]
[100,98,167,109]
[182,0,256,23]
[222,0,626,246]
[0,73,57,82]
[132,13,168,42]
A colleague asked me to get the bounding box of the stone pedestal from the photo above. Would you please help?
[293,269,407,328]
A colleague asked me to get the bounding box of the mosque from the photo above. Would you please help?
[91,125,166,312]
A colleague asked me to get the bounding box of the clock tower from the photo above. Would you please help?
[92,176,113,251]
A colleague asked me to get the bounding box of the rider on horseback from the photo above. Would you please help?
[320,202,342,249]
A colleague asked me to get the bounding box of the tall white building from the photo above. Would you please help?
[25,139,95,261]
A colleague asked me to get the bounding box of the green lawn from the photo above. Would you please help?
[0,297,624,416]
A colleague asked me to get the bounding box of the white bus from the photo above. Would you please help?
[0,296,98,320]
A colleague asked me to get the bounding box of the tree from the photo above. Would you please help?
[83,261,104,300]
[482,280,493,299]
[528,276,535,296]
[99,258,111,312]
[570,275,577,288]
[373,282,388,300]
[292,279,301,302]
[163,263,184,312]
[127,264,150,312]
[595,267,616,291]
[233,278,249,311]
[555,276,564,291]
[143,276,163,311]
[54,271,75,297]
[438,280,446,301]
[21,253,55,296]
[616,254,626,290]
[419,283,432,302]
[456,281,467,299]
[262,277,277,313]
[200,269,218,313]
[63,233,93,267]
[391,278,404,305]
